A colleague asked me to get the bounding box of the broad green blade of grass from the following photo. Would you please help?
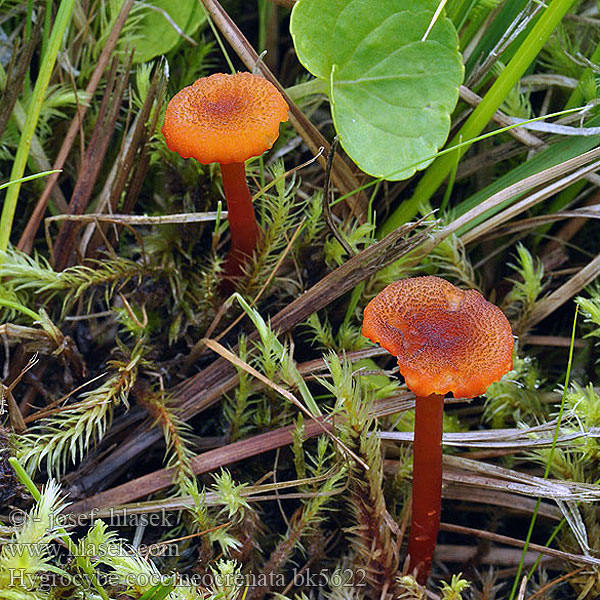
[0,0,75,254]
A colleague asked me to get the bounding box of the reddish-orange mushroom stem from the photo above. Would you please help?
[362,276,513,584]
[219,162,260,278]
[407,393,444,581]
[162,72,289,286]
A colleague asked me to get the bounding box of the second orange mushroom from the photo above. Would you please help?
[362,276,513,584]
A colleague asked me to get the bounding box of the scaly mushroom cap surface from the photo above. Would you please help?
[162,72,289,164]
[362,276,513,398]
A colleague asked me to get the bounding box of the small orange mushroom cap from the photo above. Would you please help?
[362,276,513,398]
[162,72,289,165]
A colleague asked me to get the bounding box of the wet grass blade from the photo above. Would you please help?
[0,0,75,254]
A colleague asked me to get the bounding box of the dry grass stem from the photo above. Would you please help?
[440,523,600,567]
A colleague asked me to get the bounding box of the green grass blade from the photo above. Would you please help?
[138,581,176,600]
[0,170,62,192]
[508,305,579,600]
[0,0,75,254]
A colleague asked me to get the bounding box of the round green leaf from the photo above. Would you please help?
[291,0,463,180]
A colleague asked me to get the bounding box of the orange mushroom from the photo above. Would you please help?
[362,276,513,584]
[162,72,289,285]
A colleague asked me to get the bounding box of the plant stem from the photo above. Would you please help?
[380,0,577,234]
[286,78,328,101]
[220,162,260,283]
[0,298,41,321]
[0,0,75,255]
[407,394,444,584]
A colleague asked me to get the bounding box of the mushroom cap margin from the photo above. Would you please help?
[361,276,513,398]
[162,72,289,165]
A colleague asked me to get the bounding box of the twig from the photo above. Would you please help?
[46,212,225,226]
[459,85,545,148]
[23,373,107,424]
